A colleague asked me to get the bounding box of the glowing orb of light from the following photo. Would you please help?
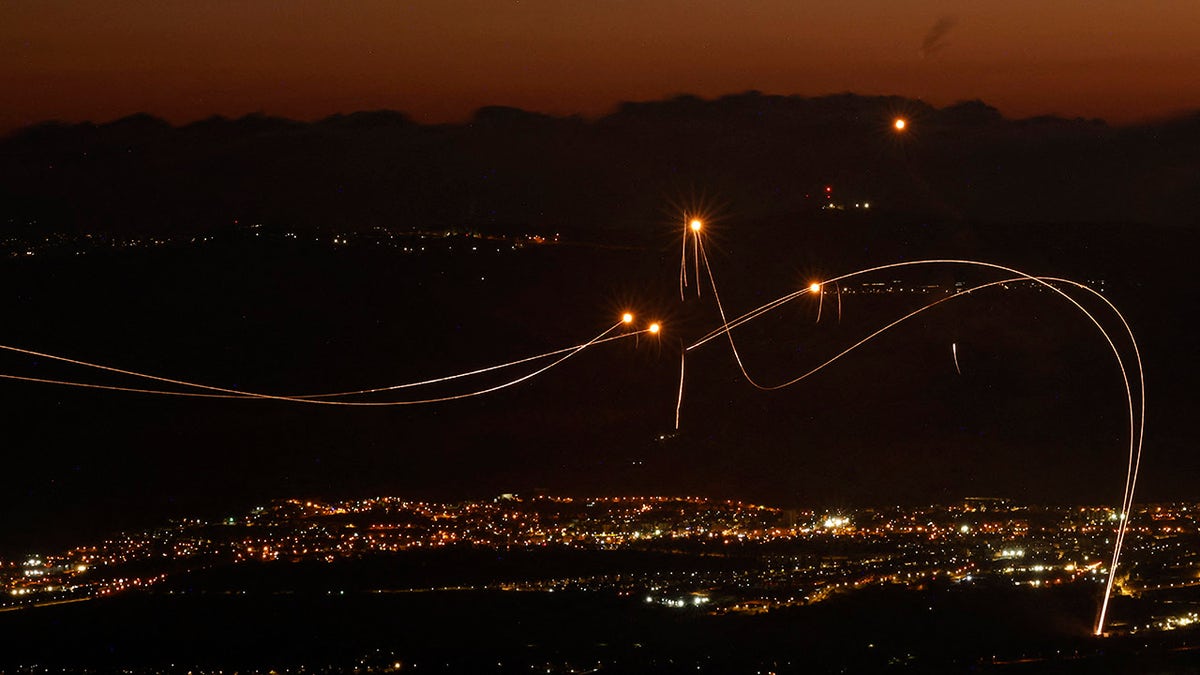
[648,322,661,334]
[809,282,821,293]
[689,219,703,232]
[622,312,634,324]
[893,118,907,131]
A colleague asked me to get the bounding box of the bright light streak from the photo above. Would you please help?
[680,222,689,300]
[952,342,962,375]
[0,324,647,405]
[682,257,1144,636]
[675,350,686,430]
[812,283,825,324]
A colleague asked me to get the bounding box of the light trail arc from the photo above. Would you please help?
[685,253,1142,636]
[0,324,642,406]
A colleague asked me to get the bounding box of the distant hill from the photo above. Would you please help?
[2,92,1199,236]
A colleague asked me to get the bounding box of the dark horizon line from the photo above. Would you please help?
[8,89,1200,138]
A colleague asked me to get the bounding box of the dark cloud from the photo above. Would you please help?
[921,15,958,59]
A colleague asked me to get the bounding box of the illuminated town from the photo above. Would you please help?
[4,495,1196,636]
[1,223,560,259]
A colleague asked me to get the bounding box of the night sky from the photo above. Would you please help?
[4,1,1200,132]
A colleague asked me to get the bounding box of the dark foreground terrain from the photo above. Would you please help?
[2,582,1199,673]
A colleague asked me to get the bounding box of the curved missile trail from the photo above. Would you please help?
[2,328,641,400]
[695,237,772,389]
[686,256,1143,636]
[0,323,642,406]
[689,284,812,350]
[0,227,1145,636]
[294,330,643,399]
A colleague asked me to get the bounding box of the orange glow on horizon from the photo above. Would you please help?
[3,3,1200,130]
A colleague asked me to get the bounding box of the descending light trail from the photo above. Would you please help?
[679,221,690,300]
[675,349,686,430]
[680,217,705,300]
[813,283,824,323]
[0,322,644,406]
[695,236,797,390]
[952,342,962,375]
[685,256,1143,636]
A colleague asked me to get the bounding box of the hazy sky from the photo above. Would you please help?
[3,1,1199,130]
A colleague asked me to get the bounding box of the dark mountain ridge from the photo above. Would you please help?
[3,92,1198,237]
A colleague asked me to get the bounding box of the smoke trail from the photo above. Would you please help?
[920,16,957,59]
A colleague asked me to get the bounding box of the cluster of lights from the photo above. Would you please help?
[622,312,661,335]
[645,594,710,608]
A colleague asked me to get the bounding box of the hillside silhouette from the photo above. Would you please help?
[3,92,1199,237]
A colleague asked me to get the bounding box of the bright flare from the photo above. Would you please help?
[689,219,702,232]
[809,282,821,293]
[622,312,634,324]
[648,322,661,334]
[893,118,907,131]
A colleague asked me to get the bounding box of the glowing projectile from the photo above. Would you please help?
[681,256,1144,637]
[893,118,907,131]
[0,322,650,405]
